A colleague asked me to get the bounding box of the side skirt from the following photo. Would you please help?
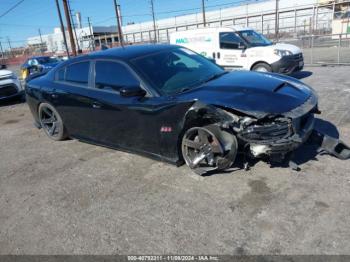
[69,135,183,166]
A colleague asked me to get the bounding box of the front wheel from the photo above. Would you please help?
[252,62,272,72]
[181,125,238,175]
[38,103,68,141]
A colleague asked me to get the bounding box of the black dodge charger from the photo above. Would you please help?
[25,44,318,174]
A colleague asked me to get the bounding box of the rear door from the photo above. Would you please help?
[50,60,100,140]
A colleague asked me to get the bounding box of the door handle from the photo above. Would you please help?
[51,93,58,99]
[92,102,102,109]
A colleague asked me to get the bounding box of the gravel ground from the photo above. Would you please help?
[0,66,350,255]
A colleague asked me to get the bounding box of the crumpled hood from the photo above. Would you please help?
[179,71,315,118]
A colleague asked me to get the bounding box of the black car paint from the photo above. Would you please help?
[25,44,318,165]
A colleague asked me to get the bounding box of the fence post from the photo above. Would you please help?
[338,34,341,64]
[315,6,319,33]
[311,35,314,64]
[294,9,297,34]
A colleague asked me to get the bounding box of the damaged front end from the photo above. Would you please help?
[181,93,349,175]
[217,92,350,169]
[217,93,318,163]
[237,113,314,160]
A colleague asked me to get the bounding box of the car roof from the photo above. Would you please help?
[30,56,52,59]
[87,44,180,60]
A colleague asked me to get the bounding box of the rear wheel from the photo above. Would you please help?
[252,62,272,72]
[181,125,238,175]
[38,103,67,141]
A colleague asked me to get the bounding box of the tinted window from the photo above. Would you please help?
[237,30,272,47]
[57,67,65,81]
[219,32,244,49]
[65,61,90,85]
[95,61,139,91]
[132,48,224,95]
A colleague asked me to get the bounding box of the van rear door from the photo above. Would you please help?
[215,32,247,70]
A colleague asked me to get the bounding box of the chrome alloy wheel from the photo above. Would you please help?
[181,126,237,175]
[38,103,67,141]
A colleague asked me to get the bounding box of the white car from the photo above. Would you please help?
[0,65,24,101]
[170,27,304,74]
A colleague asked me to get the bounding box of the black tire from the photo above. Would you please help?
[181,125,238,175]
[38,103,68,141]
[252,62,272,72]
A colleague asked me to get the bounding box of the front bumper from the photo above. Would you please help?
[0,78,23,101]
[249,113,315,157]
[271,53,304,74]
[238,94,318,159]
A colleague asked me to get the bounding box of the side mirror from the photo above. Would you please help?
[120,86,146,97]
[238,42,246,50]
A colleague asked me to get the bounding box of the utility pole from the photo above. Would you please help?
[7,37,14,58]
[62,0,77,56]
[150,0,157,43]
[87,17,95,51]
[38,28,44,54]
[275,0,279,41]
[0,40,4,60]
[202,0,206,27]
[113,0,124,47]
[67,0,80,52]
[55,0,70,58]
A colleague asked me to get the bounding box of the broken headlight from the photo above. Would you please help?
[238,118,292,143]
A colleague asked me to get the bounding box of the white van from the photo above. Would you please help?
[170,27,304,74]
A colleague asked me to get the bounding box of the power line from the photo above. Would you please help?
[0,23,56,28]
[0,0,266,30]
[0,0,25,19]
[93,0,264,22]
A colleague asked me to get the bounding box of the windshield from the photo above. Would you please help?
[237,30,272,47]
[37,57,60,64]
[131,48,224,95]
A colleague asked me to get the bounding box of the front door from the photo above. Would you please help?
[83,59,165,155]
[215,32,247,69]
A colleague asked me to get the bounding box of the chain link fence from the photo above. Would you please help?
[283,33,350,64]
